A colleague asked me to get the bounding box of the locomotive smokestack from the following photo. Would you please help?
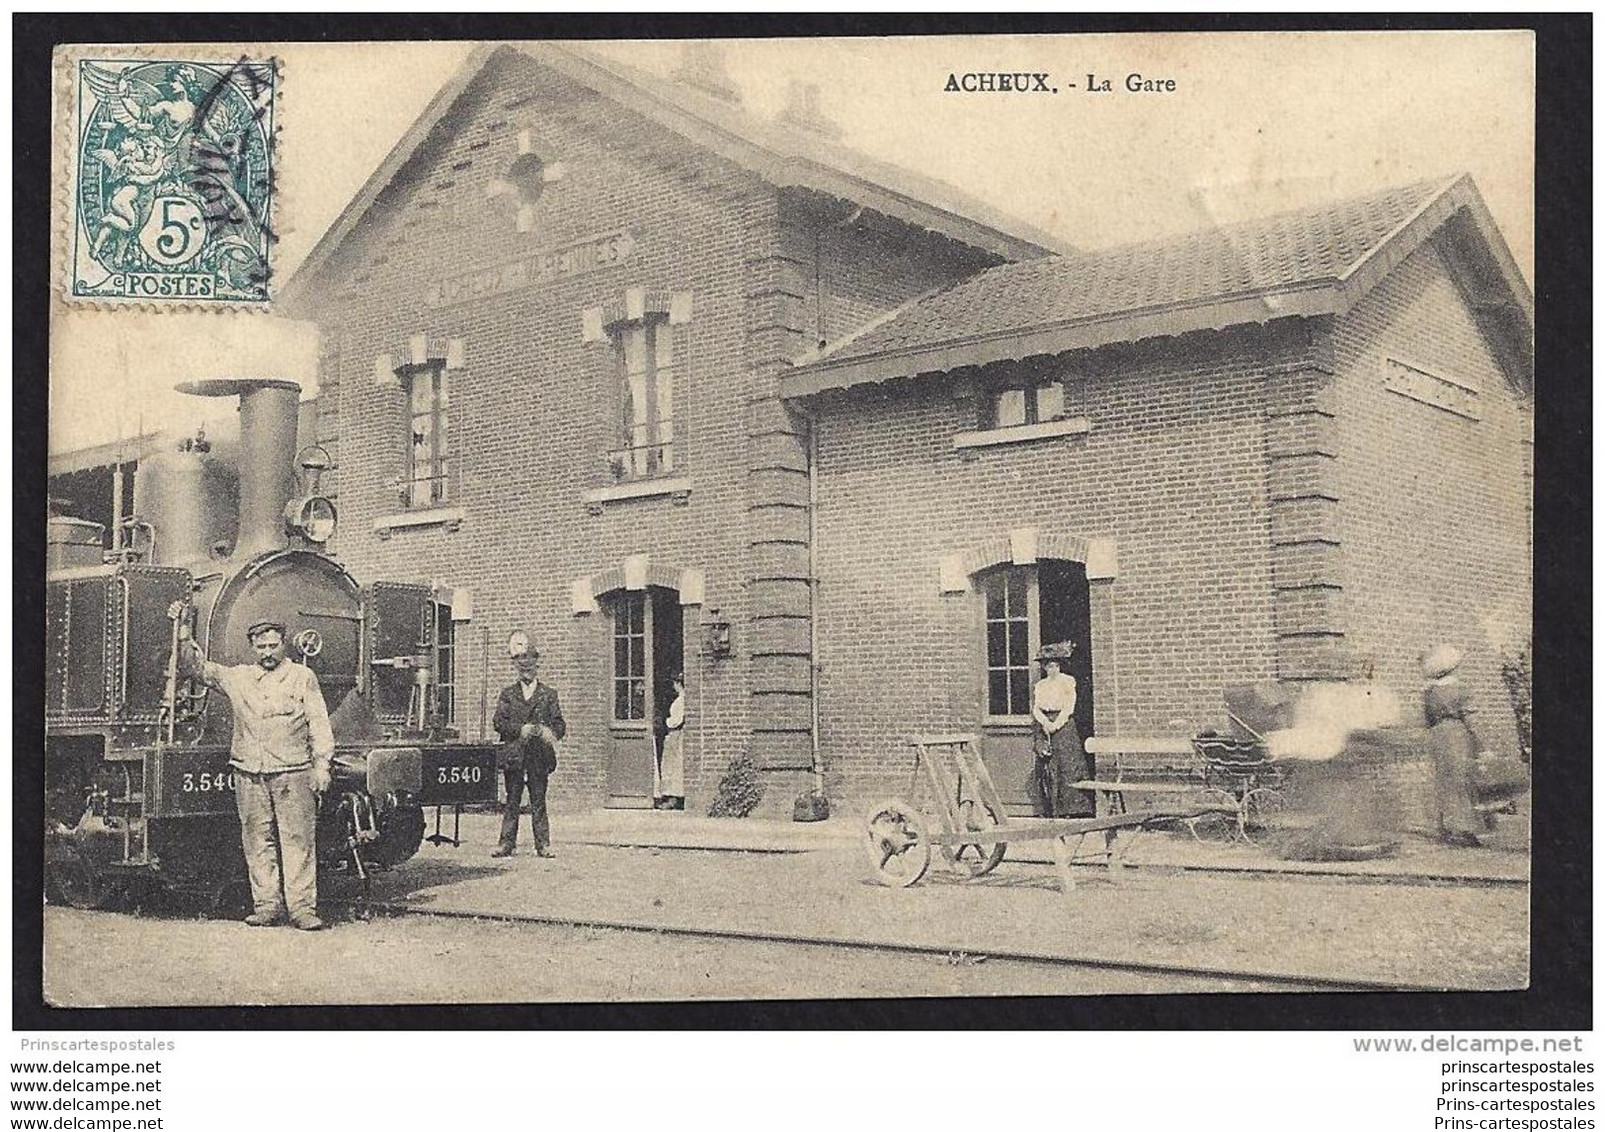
[174,378,302,558]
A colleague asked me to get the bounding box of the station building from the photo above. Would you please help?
[279,42,1533,815]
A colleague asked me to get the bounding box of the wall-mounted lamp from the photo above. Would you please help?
[702,607,734,659]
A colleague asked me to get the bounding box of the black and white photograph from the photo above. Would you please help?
[34,25,1553,1016]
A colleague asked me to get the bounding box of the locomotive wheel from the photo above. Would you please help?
[46,843,111,910]
[952,797,1007,877]
[864,799,931,888]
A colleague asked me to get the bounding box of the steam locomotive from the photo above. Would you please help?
[44,378,499,910]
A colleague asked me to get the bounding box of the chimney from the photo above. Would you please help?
[174,378,302,559]
[672,42,741,105]
[778,79,841,140]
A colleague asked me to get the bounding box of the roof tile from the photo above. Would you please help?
[814,177,1453,366]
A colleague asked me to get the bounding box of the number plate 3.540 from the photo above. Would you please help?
[420,748,498,805]
[151,748,238,816]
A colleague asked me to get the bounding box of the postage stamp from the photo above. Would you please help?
[65,55,277,305]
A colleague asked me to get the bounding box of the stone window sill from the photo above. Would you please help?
[583,476,692,512]
[373,506,465,536]
[953,417,1092,451]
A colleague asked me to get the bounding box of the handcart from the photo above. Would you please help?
[864,734,1225,896]
[1187,733,1286,845]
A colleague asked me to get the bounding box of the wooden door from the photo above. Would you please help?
[605,588,686,808]
[606,590,655,807]
[977,567,1041,815]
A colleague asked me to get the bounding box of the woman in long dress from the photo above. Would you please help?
[1421,644,1482,847]
[654,673,686,810]
[1032,643,1093,818]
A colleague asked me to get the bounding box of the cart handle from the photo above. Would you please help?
[1224,709,1268,744]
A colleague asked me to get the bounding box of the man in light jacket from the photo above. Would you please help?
[178,616,334,930]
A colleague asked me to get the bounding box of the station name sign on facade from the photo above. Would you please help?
[425,231,636,308]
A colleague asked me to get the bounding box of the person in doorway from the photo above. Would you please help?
[174,613,333,931]
[491,632,566,858]
[654,673,687,810]
[1031,642,1093,818]
[1421,644,1483,848]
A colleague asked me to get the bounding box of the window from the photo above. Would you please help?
[983,569,1032,717]
[612,591,648,722]
[401,362,450,507]
[433,600,455,727]
[611,319,677,480]
[985,373,1065,430]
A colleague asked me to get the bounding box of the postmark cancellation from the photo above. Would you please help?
[61,53,278,306]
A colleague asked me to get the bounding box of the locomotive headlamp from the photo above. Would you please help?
[284,445,338,544]
[285,495,338,543]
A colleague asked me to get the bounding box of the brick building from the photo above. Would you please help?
[281,43,1532,815]
[782,176,1533,809]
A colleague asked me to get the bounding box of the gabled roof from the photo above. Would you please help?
[279,42,1065,315]
[781,174,1534,397]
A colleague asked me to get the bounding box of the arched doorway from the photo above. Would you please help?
[977,559,1095,814]
[601,585,685,808]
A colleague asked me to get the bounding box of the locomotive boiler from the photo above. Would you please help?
[44,378,499,910]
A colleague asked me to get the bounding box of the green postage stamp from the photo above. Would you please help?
[66,55,277,305]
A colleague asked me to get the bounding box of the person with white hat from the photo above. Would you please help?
[491,631,566,858]
[1420,643,1482,847]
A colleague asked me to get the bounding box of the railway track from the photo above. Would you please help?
[328,894,1448,993]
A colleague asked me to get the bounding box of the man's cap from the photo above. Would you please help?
[246,620,287,641]
[508,630,539,660]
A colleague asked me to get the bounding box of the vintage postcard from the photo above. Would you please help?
[43,31,1535,1007]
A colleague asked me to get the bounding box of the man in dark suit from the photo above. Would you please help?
[491,631,566,858]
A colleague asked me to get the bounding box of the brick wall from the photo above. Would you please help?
[809,208,991,352]
[1330,237,1532,756]
[744,196,997,809]
[303,52,995,811]
[309,52,772,810]
[806,329,1299,805]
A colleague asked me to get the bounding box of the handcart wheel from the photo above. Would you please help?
[1238,787,1286,846]
[952,797,1007,877]
[864,798,932,888]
